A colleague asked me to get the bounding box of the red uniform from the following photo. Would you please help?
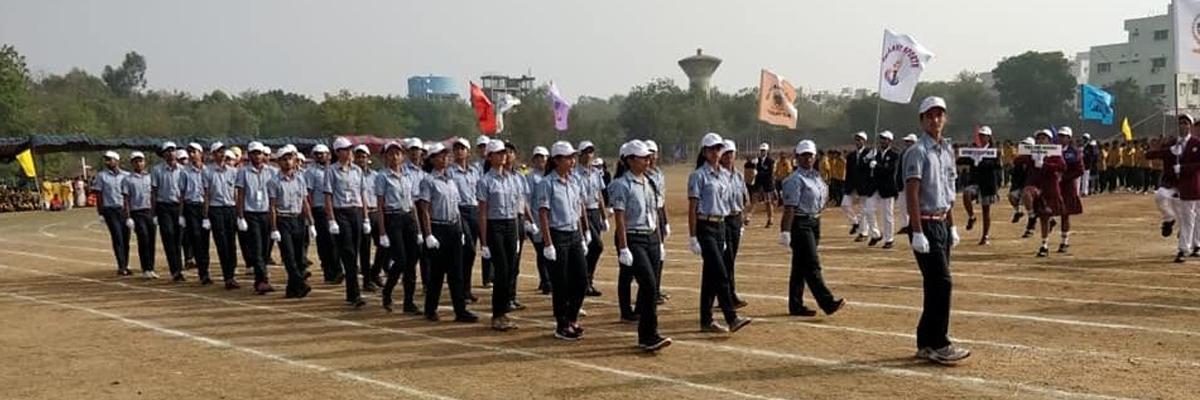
[1016,154,1066,215]
[1178,136,1200,201]
[1059,145,1084,216]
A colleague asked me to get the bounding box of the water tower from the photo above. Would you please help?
[678,48,722,96]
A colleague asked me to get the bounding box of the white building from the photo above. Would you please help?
[1088,13,1200,113]
[1070,51,1090,85]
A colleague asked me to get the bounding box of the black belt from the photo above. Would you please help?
[384,209,412,215]
[431,220,458,226]
[697,214,725,223]
[628,229,656,236]
[795,213,820,220]
[277,213,301,218]
[185,202,205,206]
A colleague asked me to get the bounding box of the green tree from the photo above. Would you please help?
[0,44,31,135]
[991,51,1075,130]
[101,51,147,97]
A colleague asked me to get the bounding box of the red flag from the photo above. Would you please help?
[470,82,496,135]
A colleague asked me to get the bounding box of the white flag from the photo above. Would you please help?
[494,93,521,134]
[878,29,934,104]
[1176,0,1200,74]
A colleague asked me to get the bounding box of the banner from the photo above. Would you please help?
[957,147,997,166]
[1018,143,1063,162]
[1122,117,1133,142]
[879,29,935,104]
[756,69,798,129]
[470,82,496,135]
[1176,0,1200,74]
[16,149,35,178]
[1080,84,1114,125]
[494,93,521,134]
[549,82,571,132]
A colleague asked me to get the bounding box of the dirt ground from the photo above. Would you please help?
[1,164,1196,399]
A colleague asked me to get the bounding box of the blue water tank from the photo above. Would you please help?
[407,75,458,98]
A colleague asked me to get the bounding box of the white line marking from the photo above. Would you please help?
[37,222,63,238]
[0,291,458,400]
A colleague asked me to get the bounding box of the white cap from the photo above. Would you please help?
[332,137,353,151]
[174,149,189,160]
[406,138,424,150]
[578,140,595,152]
[247,141,266,154]
[550,141,577,157]
[700,132,724,148]
[1035,129,1052,138]
[1021,137,1035,145]
[645,140,659,152]
[262,146,272,156]
[353,144,370,155]
[475,135,491,147]
[795,140,817,155]
[918,96,948,114]
[723,140,738,154]
[978,126,993,136]
[1057,126,1073,137]
[160,141,178,152]
[223,149,236,159]
[592,157,604,166]
[209,141,225,153]
[903,134,918,143]
[853,131,868,141]
[383,140,404,153]
[130,151,146,160]
[422,144,431,153]
[878,130,894,140]
[312,144,330,154]
[625,140,652,158]
[276,146,296,157]
[187,142,203,152]
[427,142,448,155]
[103,151,120,161]
[1082,132,1092,139]
[758,143,769,151]
[485,139,507,154]
[1181,114,1196,125]
[532,146,550,157]
[454,137,470,148]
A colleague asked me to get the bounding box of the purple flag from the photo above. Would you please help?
[549,82,571,132]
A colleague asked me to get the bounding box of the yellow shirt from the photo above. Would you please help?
[1001,144,1017,166]
[819,157,833,181]
[831,157,847,180]
[1098,149,1109,172]
[774,157,793,181]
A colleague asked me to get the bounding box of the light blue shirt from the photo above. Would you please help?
[180,164,207,204]
[574,165,604,209]
[304,164,329,209]
[687,163,732,217]
[150,162,183,204]
[402,161,426,199]
[236,163,274,213]
[375,167,415,213]
[269,171,308,215]
[781,168,827,215]
[723,168,747,214]
[121,171,153,211]
[477,169,524,220]
[205,164,238,207]
[450,162,482,207]
[323,162,364,209]
[361,167,379,209]
[537,172,583,232]
[607,172,658,232]
[418,169,461,223]
[648,168,666,209]
[91,168,128,209]
[902,133,957,214]
[525,170,546,241]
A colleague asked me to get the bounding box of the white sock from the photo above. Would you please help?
[1061,232,1071,245]
[1041,239,1049,248]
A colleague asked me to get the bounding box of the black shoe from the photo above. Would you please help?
[509,301,527,311]
[117,268,132,276]
[734,299,749,309]
[172,274,186,282]
[541,285,552,295]
[454,311,479,323]
[199,277,213,286]
[482,281,492,289]
[362,282,377,293]
[897,226,911,235]
[266,258,279,266]
[1021,230,1033,239]
[468,293,479,304]
[639,336,672,352]
[402,304,421,315]
[1057,243,1069,253]
[332,274,345,285]
[1048,219,1058,231]
[620,314,639,324]
[854,234,867,242]
[727,317,753,333]
[656,294,667,305]
[881,241,895,249]
[348,298,366,308]
[1163,221,1176,238]
[371,276,385,287]
[184,260,196,270]
[1175,251,1187,263]
[585,286,602,297]
[1192,247,1200,257]
[1036,246,1049,257]
[224,280,240,290]
[303,271,312,279]
[284,291,301,299]
[849,223,860,236]
[298,285,311,298]
[555,327,582,341]
[382,297,394,313]
[1011,212,1024,224]
[867,236,882,247]
[823,298,847,316]
[965,216,976,231]
[425,312,440,322]
[789,307,818,317]
[700,321,729,333]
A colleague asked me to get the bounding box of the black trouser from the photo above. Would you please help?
[618,231,660,313]
[333,208,364,302]
[183,203,210,280]
[549,229,588,330]
[311,207,340,282]
[626,233,662,344]
[238,212,270,284]
[584,208,604,286]
[511,222,525,304]
[426,222,468,316]
[360,211,387,283]
[181,209,192,263]
[531,238,551,291]
[486,219,518,318]
[100,207,130,271]
[130,209,157,272]
[789,216,837,312]
[155,202,184,277]
[910,219,953,350]
[654,207,667,297]
[277,216,310,296]
[723,214,744,303]
[381,211,417,306]
[459,205,489,289]
[209,206,238,281]
[696,220,738,326]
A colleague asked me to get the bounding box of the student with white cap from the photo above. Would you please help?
[400,138,429,313]
[179,143,204,271]
[864,131,901,248]
[236,141,276,294]
[746,142,776,228]
[1163,116,1200,262]
[180,144,212,284]
[527,145,552,294]
[151,142,187,281]
[1055,127,1086,254]
[417,142,478,322]
[843,131,870,240]
[536,140,590,340]
[306,143,341,284]
[450,137,486,300]
[354,144,387,292]
[377,141,421,311]
[268,146,314,299]
[325,137,369,308]
[645,139,670,304]
[779,140,846,317]
[959,126,1002,245]
[204,148,242,289]
[719,139,749,308]
[123,151,159,279]
[688,132,752,334]
[903,96,970,364]
[575,140,607,297]
[92,150,132,276]
[1147,115,1192,253]
[477,138,525,330]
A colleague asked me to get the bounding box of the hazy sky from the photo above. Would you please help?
[0,0,1170,100]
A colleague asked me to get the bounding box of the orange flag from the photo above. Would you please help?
[470,82,496,135]
[757,69,798,129]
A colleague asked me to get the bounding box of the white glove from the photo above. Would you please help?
[688,237,702,255]
[582,241,589,256]
[869,160,878,169]
[481,246,492,259]
[98,216,105,225]
[543,244,558,261]
[461,234,466,245]
[328,220,340,235]
[664,223,671,238]
[584,231,593,246]
[178,216,186,227]
[362,221,371,234]
[740,227,745,236]
[950,226,961,248]
[618,248,634,266]
[270,230,281,242]
[416,234,424,246]
[1175,164,1182,175]
[308,225,317,239]
[125,218,135,229]
[911,232,931,254]
[659,243,666,261]
[424,235,440,249]
[1034,158,1044,168]
[152,217,158,226]
[778,232,791,247]
[201,219,211,230]
[237,218,248,232]
[379,235,390,248]
[605,207,614,216]
[524,221,537,234]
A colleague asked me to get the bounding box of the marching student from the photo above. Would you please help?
[1148,116,1190,244]
[151,142,186,281]
[1009,137,1034,225]
[325,137,369,308]
[354,144,387,292]
[204,148,241,289]
[123,151,158,279]
[903,97,970,364]
[377,141,419,311]
[1161,116,1200,262]
[305,144,341,284]
[646,140,670,304]
[576,141,607,297]
[719,139,749,309]
[779,140,847,317]
[865,131,901,248]
[180,143,213,284]
[400,138,429,313]
[688,132,752,334]
[959,126,1002,245]
[93,151,131,276]
[179,145,199,271]
[505,141,535,311]
[526,146,552,295]
[537,141,590,341]
[450,137,484,302]
[416,142,478,322]
[1018,130,1066,257]
[1056,127,1086,253]
[236,142,275,294]
[747,143,776,228]
[843,132,870,241]
[609,139,672,352]
[268,146,314,299]
[477,139,525,330]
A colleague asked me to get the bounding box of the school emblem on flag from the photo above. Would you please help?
[878,29,934,104]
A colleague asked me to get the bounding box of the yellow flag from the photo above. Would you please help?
[1121,117,1133,142]
[757,69,799,129]
[15,149,35,178]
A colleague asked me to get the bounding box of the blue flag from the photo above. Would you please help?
[1081,84,1114,125]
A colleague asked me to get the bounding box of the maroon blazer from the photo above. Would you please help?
[1178,137,1200,200]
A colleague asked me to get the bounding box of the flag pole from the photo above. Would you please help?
[873,29,886,142]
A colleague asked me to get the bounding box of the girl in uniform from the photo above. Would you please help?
[778,140,846,316]
[478,139,525,331]
[687,133,752,334]
[417,142,478,322]
[537,141,590,341]
[377,141,421,312]
[610,140,672,351]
